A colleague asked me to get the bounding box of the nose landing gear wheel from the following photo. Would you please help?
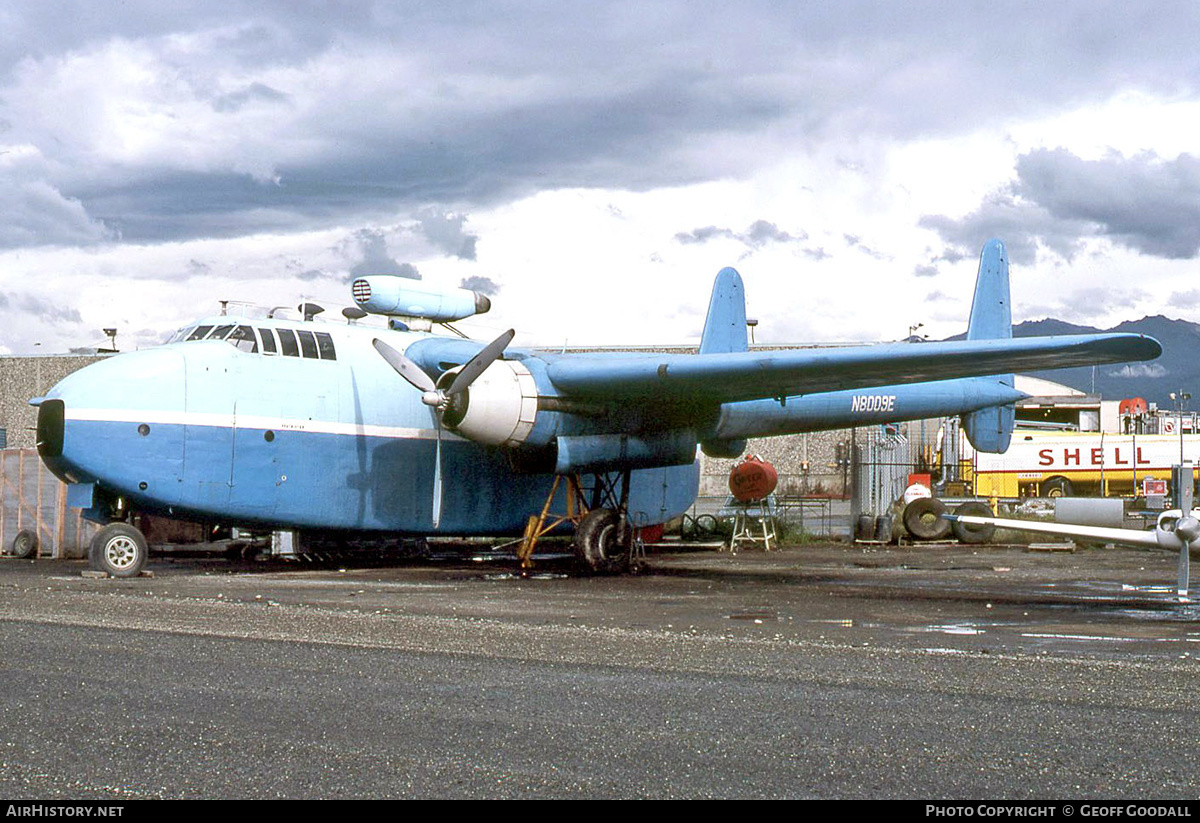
[88,523,148,578]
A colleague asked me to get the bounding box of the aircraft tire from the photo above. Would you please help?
[951,502,996,544]
[9,529,38,559]
[902,498,952,541]
[574,508,631,574]
[89,523,148,578]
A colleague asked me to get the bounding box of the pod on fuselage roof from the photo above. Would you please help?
[351,276,491,322]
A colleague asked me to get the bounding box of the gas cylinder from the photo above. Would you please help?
[728,455,778,502]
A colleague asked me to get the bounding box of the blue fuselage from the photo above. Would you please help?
[37,317,1022,535]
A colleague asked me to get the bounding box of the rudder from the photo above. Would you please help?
[699,267,748,355]
[700,267,749,457]
[962,240,1016,453]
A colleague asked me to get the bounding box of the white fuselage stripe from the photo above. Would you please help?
[64,407,453,441]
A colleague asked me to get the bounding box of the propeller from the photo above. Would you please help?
[372,329,516,528]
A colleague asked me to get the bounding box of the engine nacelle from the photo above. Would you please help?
[351,276,491,322]
[701,438,747,459]
[440,360,538,447]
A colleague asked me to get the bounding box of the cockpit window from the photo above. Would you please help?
[176,320,336,362]
[315,332,337,360]
[229,325,258,353]
[296,329,319,359]
[277,328,300,357]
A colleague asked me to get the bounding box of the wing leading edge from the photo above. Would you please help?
[540,333,1162,404]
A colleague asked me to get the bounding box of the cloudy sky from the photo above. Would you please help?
[3,1,1200,354]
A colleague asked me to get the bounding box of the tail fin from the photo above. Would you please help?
[699,267,748,355]
[700,267,749,458]
[962,240,1016,453]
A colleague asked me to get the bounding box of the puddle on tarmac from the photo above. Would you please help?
[923,624,987,636]
[482,572,571,581]
[726,609,780,622]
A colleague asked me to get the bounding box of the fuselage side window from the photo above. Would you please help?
[277,328,300,357]
[297,329,319,359]
[229,325,258,353]
[315,332,336,360]
[187,325,213,341]
[258,328,278,355]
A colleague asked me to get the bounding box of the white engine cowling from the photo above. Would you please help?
[440,359,538,447]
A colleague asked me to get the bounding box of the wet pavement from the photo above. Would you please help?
[1,539,1198,798]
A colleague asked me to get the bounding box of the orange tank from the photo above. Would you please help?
[728,455,778,502]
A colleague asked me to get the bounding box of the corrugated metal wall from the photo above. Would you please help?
[1,449,96,558]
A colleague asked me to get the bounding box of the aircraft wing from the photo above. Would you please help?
[534,333,1161,404]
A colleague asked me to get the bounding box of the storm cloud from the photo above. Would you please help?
[922,149,1200,265]
[5,3,1200,353]
[1016,148,1200,259]
[346,229,419,280]
[6,3,1200,246]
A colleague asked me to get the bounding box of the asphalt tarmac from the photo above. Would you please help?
[1,539,1199,799]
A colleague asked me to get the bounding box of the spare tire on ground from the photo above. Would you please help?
[9,529,37,559]
[902,497,952,541]
[950,501,996,544]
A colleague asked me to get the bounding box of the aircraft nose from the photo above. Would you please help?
[38,348,187,485]
[47,347,187,412]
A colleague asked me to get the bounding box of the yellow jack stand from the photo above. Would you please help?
[516,474,590,569]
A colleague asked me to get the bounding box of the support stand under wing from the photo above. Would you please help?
[517,469,644,574]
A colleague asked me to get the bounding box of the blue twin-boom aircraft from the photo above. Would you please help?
[34,240,1161,576]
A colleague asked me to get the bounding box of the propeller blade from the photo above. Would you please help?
[447,329,515,396]
[1177,515,1198,601]
[1178,541,1191,601]
[432,420,443,529]
[372,338,437,393]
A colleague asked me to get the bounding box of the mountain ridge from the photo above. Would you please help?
[950,315,1198,409]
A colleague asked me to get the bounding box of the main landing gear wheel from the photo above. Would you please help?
[89,523,148,578]
[573,508,632,574]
